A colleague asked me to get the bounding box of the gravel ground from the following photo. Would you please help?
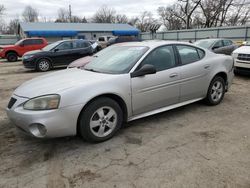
[0,61,250,188]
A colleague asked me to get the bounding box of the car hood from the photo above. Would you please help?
[0,45,15,49]
[24,50,44,56]
[14,68,115,98]
[67,56,93,68]
[233,46,250,54]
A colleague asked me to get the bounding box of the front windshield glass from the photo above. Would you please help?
[194,40,216,49]
[15,39,24,45]
[42,41,61,51]
[84,46,149,74]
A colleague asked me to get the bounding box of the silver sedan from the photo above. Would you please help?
[6,41,234,142]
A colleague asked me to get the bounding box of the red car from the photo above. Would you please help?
[0,38,48,62]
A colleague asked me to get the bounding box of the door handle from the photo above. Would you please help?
[169,73,178,78]
[204,65,210,69]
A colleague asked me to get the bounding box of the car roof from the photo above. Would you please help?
[113,40,193,48]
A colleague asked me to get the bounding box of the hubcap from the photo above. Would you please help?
[211,81,223,102]
[90,106,117,138]
[39,60,49,71]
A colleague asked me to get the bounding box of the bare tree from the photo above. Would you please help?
[55,8,69,22]
[22,6,39,22]
[0,5,6,34]
[92,5,116,23]
[116,14,128,23]
[135,11,157,32]
[158,5,185,30]
[6,19,19,34]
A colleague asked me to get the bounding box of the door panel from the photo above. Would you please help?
[131,45,180,116]
[176,45,210,102]
[131,68,181,115]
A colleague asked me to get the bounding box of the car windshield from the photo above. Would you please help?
[245,41,250,46]
[42,41,61,51]
[84,46,149,74]
[15,39,24,45]
[194,40,216,49]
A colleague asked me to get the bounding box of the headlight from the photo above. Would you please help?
[23,95,60,110]
[23,55,34,60]
[0,48,4,52]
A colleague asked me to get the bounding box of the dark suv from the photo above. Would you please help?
[22,39,93,71]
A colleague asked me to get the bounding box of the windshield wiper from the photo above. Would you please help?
[84,68,100,73]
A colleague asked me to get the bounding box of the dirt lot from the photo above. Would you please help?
[0,61,250,188]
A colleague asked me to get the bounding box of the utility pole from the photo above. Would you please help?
[69,4,72,23]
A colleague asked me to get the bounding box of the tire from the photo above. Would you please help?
[36,59,51,72]
[205,76,225,106]
[6,52,18,62]
[79,97,123,142]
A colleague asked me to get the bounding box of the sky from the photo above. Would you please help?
[1,0,175,23]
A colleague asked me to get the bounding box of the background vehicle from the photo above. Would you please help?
[22,39,93,72]
[7,41,234,142]
[194,38,238,55]
[67,56,93,68]
[88,40,98,53]
[107,36,141,46]
[0,38,47,62]
[232,42,250,74]
[97,35,115,50]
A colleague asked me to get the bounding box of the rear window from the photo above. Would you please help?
[33,39,43,45]
[98,37,105,42]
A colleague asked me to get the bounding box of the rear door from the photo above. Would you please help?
[20,39,35,56]
[176,45,210,102]
[131,45,181,115]
[32,39,45,50]
[70,41,92,63]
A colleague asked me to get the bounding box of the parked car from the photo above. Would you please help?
[232,41,250,74]
[22,39,93,72]
[97,35,115,50]
[6,41,234,142]
[107,36,141,46]
[0,38,47,62]
[88,40,98,52]
[67,56,94,68]
[194,38,238,55]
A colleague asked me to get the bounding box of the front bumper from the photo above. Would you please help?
[22,59,36,69]
[6,94,83,138]
[235,59,250,69]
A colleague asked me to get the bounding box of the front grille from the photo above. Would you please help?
[238,54,250,61]
[7,97,17,109]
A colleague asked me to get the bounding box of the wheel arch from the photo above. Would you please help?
[5,50,18,57]
[76,93,128,135]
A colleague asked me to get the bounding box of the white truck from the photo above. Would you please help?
[232,41,250,74]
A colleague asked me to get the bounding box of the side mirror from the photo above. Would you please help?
[54,48,59,52]
[19,43,24,47]
[131,64,156,78]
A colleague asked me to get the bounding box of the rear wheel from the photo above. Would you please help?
[205,76,225,105]
[37,59,51,72]
[79,97,123,142]
[6,52,18,62]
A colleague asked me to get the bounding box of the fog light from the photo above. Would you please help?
[29,123,47,138]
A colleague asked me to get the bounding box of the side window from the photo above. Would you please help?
[33,39,43,45]
[139,45,176,72]
[197,49,205,59]
[176,45,200,65]
[56,41,72,50]
[23,39,33,46]
[73,40,83,49]
[223,40,233,46]
[213,40,223,49]
[83,42,91,48]
[98,37,105,42]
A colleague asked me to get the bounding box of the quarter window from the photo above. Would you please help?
[23,39,33,46]
[213,40,223,49]
[139,45,176,72]
[176,45,200,65]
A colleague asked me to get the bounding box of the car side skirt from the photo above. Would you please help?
[128,97,204,122]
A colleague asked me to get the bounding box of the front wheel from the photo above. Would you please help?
[205,76,225,105]
[6,52,18,62]
[79,97,123,142]
[36,59,51,72]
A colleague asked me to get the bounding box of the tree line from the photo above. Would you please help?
[0,0,249,35]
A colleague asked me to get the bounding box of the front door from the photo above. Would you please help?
[131,45,180,116]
